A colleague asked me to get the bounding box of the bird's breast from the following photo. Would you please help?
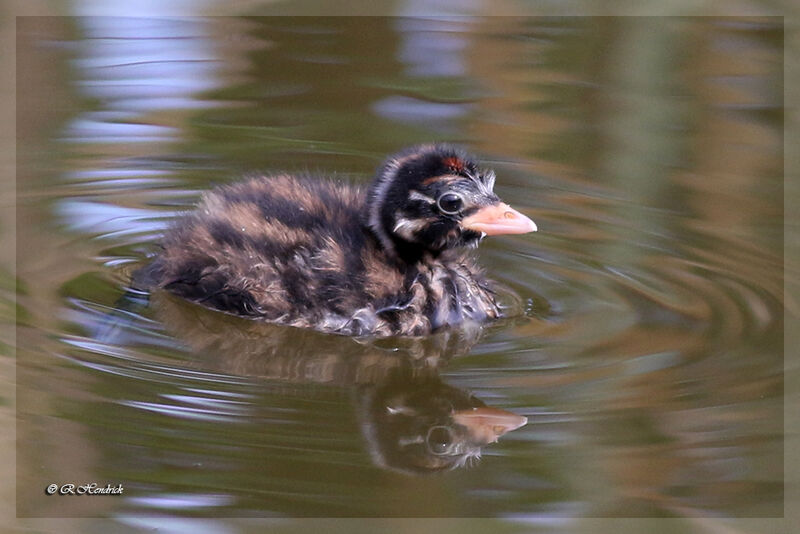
[412,262,498,333]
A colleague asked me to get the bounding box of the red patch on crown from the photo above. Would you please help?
[442,157,465,173]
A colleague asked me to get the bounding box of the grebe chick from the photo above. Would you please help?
[140,144,537,337]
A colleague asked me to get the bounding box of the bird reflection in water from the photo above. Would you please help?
[116,290,527,475]
[357,365,527,474]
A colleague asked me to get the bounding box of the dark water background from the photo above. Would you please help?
[15,14,784,528]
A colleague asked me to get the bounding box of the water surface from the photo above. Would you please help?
[15,15,784,524]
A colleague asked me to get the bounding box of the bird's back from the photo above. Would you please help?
[145,175,370,323]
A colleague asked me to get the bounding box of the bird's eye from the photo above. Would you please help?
[436,193,464,215]
[426,425,454,455]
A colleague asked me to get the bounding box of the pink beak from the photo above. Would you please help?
[462,203,537,236]
[452,406,528,444]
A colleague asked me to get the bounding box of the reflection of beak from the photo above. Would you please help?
[452,407,528,444]
[462,203,537,236]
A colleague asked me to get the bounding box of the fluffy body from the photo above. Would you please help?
[142,173,501,336]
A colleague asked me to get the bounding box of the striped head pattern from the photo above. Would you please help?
[365,144,536,260]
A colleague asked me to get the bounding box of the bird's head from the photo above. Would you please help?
[365,144,536,260]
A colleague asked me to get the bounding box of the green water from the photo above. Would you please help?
[14,15,784,526]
